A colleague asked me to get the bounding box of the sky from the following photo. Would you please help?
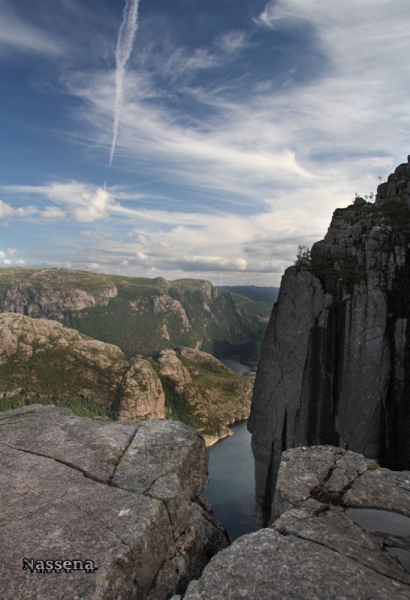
[1,0,409,286]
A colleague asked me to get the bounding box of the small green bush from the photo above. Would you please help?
[294,245,312,269]
[366,460,380,470]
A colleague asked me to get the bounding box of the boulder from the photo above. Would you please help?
[178,529,410,600]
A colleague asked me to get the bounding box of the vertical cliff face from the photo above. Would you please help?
[249,156,410,528]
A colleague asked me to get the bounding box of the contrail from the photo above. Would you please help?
[109,0,140,167]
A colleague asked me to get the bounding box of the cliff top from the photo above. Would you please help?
[0,405,228,599]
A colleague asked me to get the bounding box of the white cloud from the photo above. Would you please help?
[3,259,11,265]
[5,182,118,223]
[7,247,17,255]
[215,30,248,55]
[16,259,25,265]
[40,207,66,219]
[0,251,5,258]
[2,1,409,285]
[0,199,28,219]
[71,188,113,222]
[66,0,410,207]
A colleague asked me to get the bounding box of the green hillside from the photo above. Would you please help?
[216,285,279,304]
[0,268,271,365]
[0,314,252,444]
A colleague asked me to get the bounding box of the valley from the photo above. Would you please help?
[0,268,272,367]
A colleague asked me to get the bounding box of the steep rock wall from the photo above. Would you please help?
[0,269,270,362]
[0,268,117,315]
[249,156,410,528]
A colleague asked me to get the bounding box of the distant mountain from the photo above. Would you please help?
[0,313,252,444]
[0,268,271,365]
[216,285,279,304]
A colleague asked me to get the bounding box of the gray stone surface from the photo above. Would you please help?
[177,447,410,599]
[0,403,138,483]
[273,505,410,585]
[0,405,229,600]
[249,156,410,528]
[344,468,410,516]
[270,445,344,519]
[180,529,410,599]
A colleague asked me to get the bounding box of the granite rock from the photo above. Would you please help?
[0,312,165,421]
[176,447,410,599]
[0,405,229,600]
[1,267,117,316]
[249,156,410,528]
[179,529,410,600]
[155,347,252,445]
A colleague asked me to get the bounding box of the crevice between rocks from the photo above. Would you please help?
[0,441,109,485]
[310,456,367,505]
[0,425,140,488]
[107,426,139,486]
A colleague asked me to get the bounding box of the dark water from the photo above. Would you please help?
[205,419,255,541]
[346,508,410,537]
[205,357,255,540]
[346,508,410,573]
[218,357,251,376]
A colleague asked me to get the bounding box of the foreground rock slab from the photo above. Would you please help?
[178,529,410,600]
[0,405,228,600]
[175,446,410,599]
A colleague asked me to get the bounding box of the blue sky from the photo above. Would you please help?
[1,0,409,285]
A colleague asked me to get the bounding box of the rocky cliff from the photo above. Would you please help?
[157,348,252,445]
[0,313,165,421]
[0,267,117,314]
[249,156,410,528]
[0,405,229,599]
[0,268,270,363]
[176,446,410,599]
[0,314,252,443]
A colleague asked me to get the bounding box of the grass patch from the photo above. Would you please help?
[0,394,110,419]
[159,374,203,430]
[366,460,380,470]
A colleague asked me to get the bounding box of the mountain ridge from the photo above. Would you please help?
[0,268,270,365]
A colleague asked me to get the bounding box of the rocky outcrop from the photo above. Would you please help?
[155,348,253,445]
[117,357,166,421]
[0,405,229,600]
[0,267,117,316]
[249,156,410,528]
[0,315,251,442]
[0,313,165,420]
[176,447,410,599]
[153,296,191,330]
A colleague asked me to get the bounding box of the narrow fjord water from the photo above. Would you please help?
[205,358,255,541]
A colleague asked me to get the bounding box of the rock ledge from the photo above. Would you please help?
[0,405,228,600]
[177,447,410,600]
